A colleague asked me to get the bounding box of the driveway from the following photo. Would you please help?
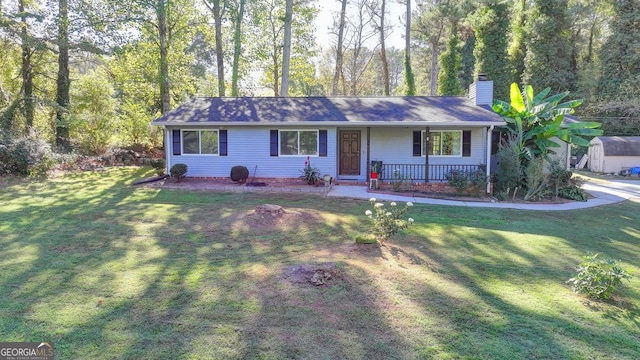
[328,178,640,210]
[582,179,640,203]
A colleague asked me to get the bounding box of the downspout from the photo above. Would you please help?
[366,127,371,182]
[163,126,170,174]
[486,125,494,194]
[425,126,429,182]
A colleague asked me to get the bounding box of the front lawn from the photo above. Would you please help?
[1,168,638,359]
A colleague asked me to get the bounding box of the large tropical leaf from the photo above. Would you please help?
[562,121,602,129]
[532,86,552,103]
[493,82,603,162]
[510,83,525,113]
[538,91,569,106]
[524,85,535,108]
[492,100,511,115]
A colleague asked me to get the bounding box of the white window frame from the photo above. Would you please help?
[422,130,463,157]
[279,129,319,156]
[181,129,220,156]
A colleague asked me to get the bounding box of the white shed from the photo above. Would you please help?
[588,136,640,173]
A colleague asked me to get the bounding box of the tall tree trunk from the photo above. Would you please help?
[429,44,439,96]
[157,0,170,113]
[404,0,415,95]
[19,0,34,130]
[510,0,527,86]
[332,0,347,96]
[231,0,245,96]
[271,44,279,96]
[56,0,70,150]
[586,22,595,64]
[570,28,580,80]
[379,0,390,95]
[280,0,292,97]
[212,0,225,96]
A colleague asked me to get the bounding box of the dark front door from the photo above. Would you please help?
[339,130,361,176]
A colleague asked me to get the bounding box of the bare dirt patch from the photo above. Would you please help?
[245,204,319,230]
[280,263,342,286]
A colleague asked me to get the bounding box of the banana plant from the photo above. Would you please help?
[493,83,603,161]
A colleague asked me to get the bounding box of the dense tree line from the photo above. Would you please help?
[0,0,636,156]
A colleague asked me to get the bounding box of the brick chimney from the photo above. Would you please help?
[468,74,494,106]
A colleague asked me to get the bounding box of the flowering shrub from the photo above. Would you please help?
[299,156,320,185]
[364,198,414,244]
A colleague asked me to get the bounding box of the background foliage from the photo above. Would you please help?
[0,0,636,157]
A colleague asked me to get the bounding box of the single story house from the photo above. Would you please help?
[152,80,506,191]
[588,136,640,173]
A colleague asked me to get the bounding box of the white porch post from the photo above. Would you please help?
[366,127,371,181]
[486,125,494,194]
[163,126,170,174]
[425,126,430,182]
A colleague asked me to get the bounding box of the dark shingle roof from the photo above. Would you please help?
[598,136,640,156]
[152,96,505,127]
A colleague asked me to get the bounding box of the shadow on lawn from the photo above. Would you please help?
[397,210,640,358]
[0,168,410,358]
[0,168,155,349]
[1,168,638,358]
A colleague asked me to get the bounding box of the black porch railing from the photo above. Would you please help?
[377,164,486,182]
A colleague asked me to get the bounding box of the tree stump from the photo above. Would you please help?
[255,204,284,216]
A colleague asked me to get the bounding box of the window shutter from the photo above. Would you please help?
[319,130,328,157]
[270,130,278,156]
[462,130,471,157]
[172,130,181,155]
[219,130,228,156]
[413,131,421,156]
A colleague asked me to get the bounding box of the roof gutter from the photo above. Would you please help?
[486,125,494,194]
[151,121,506,128]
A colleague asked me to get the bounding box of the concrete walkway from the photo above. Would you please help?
[326,180,640,211]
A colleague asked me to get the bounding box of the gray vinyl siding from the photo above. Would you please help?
[369,127,486,166]
[167,126,337,178]
[165,126,487,181]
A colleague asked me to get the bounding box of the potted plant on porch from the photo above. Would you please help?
[370,161,381,179]
[300,156,320,185]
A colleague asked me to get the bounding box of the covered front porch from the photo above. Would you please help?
[373,163,487,182]
[337,125,495,192]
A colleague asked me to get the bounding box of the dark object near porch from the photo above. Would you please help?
[230,165,249,183]
[246,182,268,187]
[131,174,169,185]
[621,167,640,176]
[170,163,188,181]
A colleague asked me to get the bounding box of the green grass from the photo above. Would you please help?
[1,167,639,359]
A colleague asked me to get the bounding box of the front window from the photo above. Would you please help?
[280,130,318,156]
[183,130,219,155]
[423,130,462,156]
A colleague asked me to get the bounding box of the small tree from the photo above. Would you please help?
[492,83,602,162]
[523,158,547,201]
[568,253,632,300]
[495,135,523,193]
[492,83,602,197]
[547,158,572,200]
